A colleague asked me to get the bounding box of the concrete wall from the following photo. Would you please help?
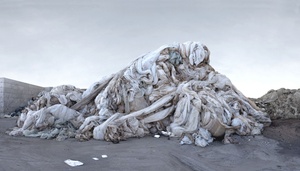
[0,78,44,116]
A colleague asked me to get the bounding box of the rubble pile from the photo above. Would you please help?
[253,88,300,119]
[8,42,271,147]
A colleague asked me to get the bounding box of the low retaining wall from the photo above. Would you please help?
[0,78,44,116]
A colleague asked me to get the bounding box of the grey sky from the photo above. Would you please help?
[0,0,299,98]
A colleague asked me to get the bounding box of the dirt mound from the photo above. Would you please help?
[253,88,300,119]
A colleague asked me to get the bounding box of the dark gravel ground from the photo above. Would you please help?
[263,119,300,157]
[0,117,299,171]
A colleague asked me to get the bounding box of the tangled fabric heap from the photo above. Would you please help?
[9,42,271,147]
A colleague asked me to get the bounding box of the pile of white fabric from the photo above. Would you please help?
[9,41,271,147]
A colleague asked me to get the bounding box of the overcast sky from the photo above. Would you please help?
[0,0,299,98]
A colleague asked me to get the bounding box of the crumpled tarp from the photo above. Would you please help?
[9,41,271,147]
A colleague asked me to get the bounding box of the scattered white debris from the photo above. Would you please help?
[154,135,160,138]
[161,131,172,136]
[92,157,99,161]
[64,159,84,167]
[101,155,108,158]
[4,114,11,118]
[180,135,193,145]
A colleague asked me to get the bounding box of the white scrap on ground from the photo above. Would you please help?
[64,159,84,167]
[8,41,271,147]
[101,155,108,158]
[154,135,160,138]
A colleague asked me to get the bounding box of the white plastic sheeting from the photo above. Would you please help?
[9,41,271,147]
[64,159,84,167]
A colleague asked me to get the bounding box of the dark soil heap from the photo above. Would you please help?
[253,88,300,119]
